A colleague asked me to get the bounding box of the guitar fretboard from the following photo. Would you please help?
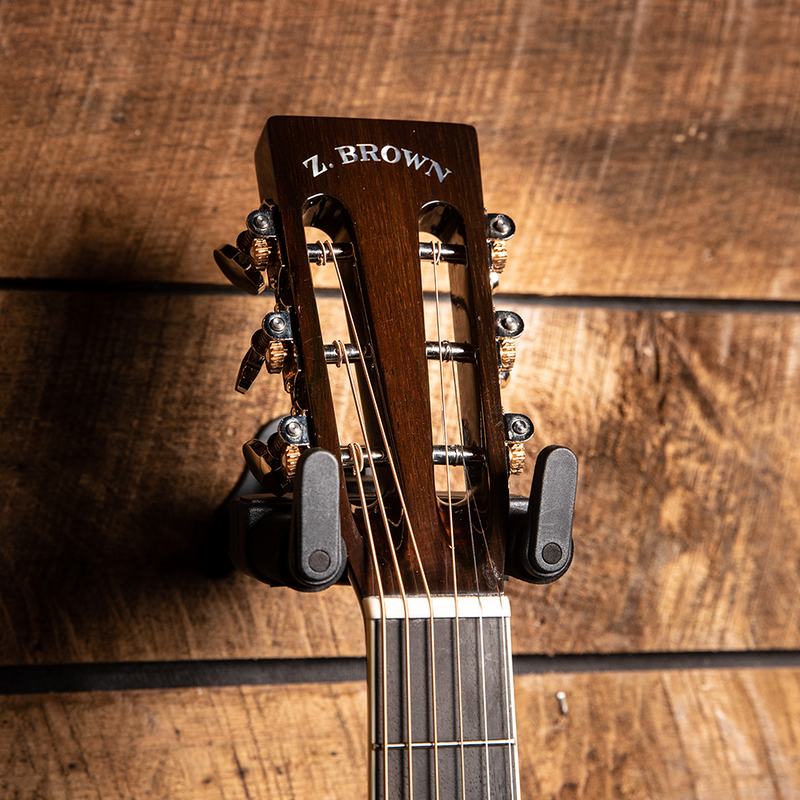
[364,596,520,800]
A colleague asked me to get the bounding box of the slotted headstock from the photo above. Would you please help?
[219,116,537,599]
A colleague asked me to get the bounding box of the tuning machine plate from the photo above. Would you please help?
[495,310,524,387]
[486,213,514,287]
[505,412,534,475]
[214,203,284,296]
[262,311,294,374]
[243,413,311,487]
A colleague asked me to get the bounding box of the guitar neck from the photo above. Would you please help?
[364,595,521,800]
[217,115,573,800]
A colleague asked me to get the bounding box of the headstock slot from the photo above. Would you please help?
[418,203,483,507]
[302,193,415,575]
[302,195,365,452]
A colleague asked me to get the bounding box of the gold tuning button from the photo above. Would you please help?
[499,338,516,370]
[242,414,310,485]
[266,340,289,374]
[281,445,302,478]
[235,311,295,394]
[507,443,526,475]
[262,310,293,375]
[489,240,508,273]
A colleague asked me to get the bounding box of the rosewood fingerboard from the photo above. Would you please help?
[365,597,520,800]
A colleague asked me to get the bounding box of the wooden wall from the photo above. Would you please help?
[2,0,799,796]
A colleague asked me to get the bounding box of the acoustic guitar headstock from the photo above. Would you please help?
[215,116,576,599]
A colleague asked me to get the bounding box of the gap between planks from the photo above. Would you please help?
[3,651,800,695]
[3,277,800,314]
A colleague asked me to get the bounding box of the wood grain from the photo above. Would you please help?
[0,289,363,664]
[3,669,799,799]
[2,291,800,663]
[1,0,799,298]
[516,668,800,799]
[504,303,800,655]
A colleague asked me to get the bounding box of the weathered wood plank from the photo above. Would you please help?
[504,304,800,656]
[2,669,799,799]
[1,0,798,298]
[0,290,364,665]
[516,668,800,799]
[2,292,800,663]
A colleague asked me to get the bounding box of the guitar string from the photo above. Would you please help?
[324,237,514,797]
[321,240,407,798]
[344,437,390,800]
[431,241,467,800]
[451,358,517,795]
[337,338,415,798]
[450,358,493,798]
[443,237,518,796]
[316,237,392,796]
[437,242,497,797]
[322,240,442,800]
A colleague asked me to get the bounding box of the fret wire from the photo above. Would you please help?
[376,739,518,750]
[364,605,519,797]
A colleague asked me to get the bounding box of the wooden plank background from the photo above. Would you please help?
[2,0,800,796]
[4,670,799,800]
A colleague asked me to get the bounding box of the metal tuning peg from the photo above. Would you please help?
[214,203,283,295]
[261,311,293,374]
[242,413,310,490]
[214,243,266,295]
[508,445,578,584]
[495,310,524,387]
[236,329,271,393]
[486,212,515,291]
[228,447,346,592]
[504,412,534,475]
[234,311,295,394]
[242,437,275,485]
